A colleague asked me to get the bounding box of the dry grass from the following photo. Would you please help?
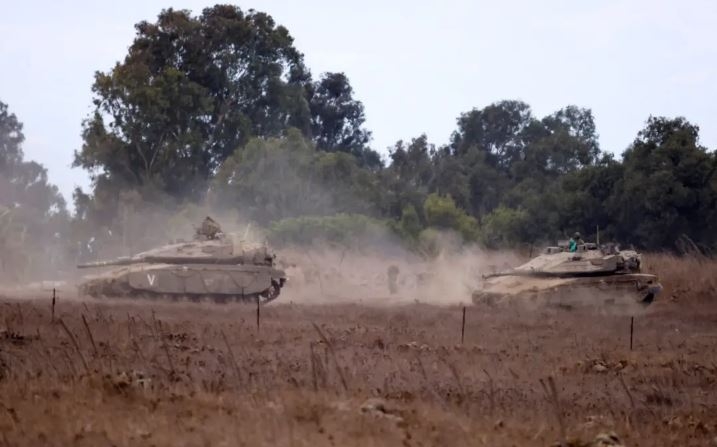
[645,253,717,306]
[0,254,716,446]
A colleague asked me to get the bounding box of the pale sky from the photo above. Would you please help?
[1,0,716,205]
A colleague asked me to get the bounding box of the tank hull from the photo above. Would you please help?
[79,263,286,304]
[472,272,661,308]
[76,217,287,304]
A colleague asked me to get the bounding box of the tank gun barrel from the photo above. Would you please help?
[482,270,542,279]
[77,254,273,269]
[142,255,272,265]
[482,270,568,279]
[483,267,626,280]
[77,257,134,269]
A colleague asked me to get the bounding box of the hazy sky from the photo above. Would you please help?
[1,0,716,204]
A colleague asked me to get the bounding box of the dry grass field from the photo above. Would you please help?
[1,253,716,446]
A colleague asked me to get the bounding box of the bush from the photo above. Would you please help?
[479,206,531,248]
[392,204,421,241]
[423,194,479,242]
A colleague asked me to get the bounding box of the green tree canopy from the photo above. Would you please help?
[610,117,717,250]
[308,72,377,167]
[75,5,372,218]
[479,206,531,248]
[75,6,310,203]
[423,193,479,242]
[379,135,435,219]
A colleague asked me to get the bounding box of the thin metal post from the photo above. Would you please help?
[256,295,261,333]
[51,288,56,323]
[461,306,466,344]
[630,316,634,351]
[596,225,600,246]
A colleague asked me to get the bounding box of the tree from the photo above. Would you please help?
[0,101,24,173]
[610,117,717,250]
[0,101,68,281]
[433,102,606,223]
[308,72,378,167]
[0,101,66,215]
[543,105,600,168]
[514,106,601,181]
[75,6,380,218]
[557,154,623,241]
[379,135,435,219]
[451,100,533,169]
[75,6,313,207]
[444,101,534,215]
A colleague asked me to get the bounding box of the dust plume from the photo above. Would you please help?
[275,236,523,307]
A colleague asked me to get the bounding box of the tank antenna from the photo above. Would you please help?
[596,225,600,246]
[242,223,252,242]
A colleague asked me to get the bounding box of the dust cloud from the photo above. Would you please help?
[275,240,523,307]
[1,204,657,314]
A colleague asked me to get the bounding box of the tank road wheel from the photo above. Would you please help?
[635,279,661,306]
[641,292,655,305]
[258,279,282,304]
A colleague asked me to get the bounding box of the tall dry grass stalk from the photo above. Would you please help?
[644,253,717,304]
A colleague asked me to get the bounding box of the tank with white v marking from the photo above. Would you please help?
[76,217,287,304]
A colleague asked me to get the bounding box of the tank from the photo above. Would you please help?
[472,242,662,308]
[77,217,287,304]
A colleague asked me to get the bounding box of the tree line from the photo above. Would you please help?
[1,5,716,280]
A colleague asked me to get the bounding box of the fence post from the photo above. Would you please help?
[461,306,466,344]
[51,288,56,323]
[256,295,261,333]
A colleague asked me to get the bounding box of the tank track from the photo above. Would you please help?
[472,277,660,309]
[79,278,282,304]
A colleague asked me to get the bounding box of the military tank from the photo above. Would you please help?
[472,241,662,308]
[77,217,287,304]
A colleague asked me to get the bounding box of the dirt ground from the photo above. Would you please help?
[0,253,716,446]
